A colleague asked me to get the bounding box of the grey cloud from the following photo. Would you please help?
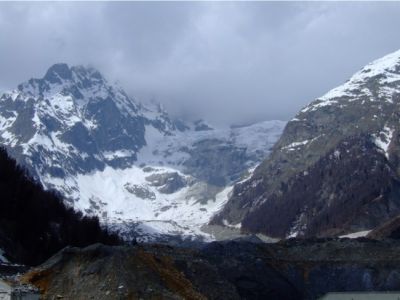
[0,2,400,125]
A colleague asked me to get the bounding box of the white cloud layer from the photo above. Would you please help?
[1,2,400,125]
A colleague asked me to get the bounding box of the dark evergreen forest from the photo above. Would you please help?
[0,148,121,265]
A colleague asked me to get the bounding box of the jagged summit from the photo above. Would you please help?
[44,63,73,83]
[46,63,107,92]
[0,63,169,180]
[43,63,105,84]
[14,63,129,112]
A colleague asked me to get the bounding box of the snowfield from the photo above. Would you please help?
[43,120,284,241]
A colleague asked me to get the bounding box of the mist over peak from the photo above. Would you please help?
[1,2,400,124]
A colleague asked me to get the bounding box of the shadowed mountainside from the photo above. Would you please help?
[214,49,400,239]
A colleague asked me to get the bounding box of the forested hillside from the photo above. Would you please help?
[0,148,121,265]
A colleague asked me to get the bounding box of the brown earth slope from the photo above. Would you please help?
[21,239,400,300]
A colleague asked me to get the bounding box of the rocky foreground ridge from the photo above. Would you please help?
[19,238,400,300]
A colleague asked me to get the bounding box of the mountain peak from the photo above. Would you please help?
[70,65,105,82]
[300,49,400,110]
[345,48,400,86]
[44,63,73,84]
[362,48,400,74]
[43,63,107,87]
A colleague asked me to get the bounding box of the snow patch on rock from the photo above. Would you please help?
[373,126,394,158]
[302,49,400,113]
[339,230,371,239]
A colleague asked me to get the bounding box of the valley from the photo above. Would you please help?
[1,4,400,297]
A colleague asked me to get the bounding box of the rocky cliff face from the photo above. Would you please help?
[0,64,285,241]
[0,63,149,178]
[214,49,400,238]
[21,239,400,300]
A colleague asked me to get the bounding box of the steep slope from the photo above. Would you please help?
[0,64,285,240]
[0,148,120,266]
[214,49,400,238]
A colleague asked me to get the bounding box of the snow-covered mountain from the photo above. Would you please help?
[214,49,400,238]
[0,63,285,241]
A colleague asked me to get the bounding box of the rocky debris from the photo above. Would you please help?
[215,49,400,238]
[184,182,222,204]
[114,221,210,247]
[0,278,40,300]
[20,239,400,300]
[86,197,109,216]
[21,243,219,300]
[145,172,187,194]
[201,224,279,243]
[0,262,39,300]
[142,166,157,173]
[124,183,156,200]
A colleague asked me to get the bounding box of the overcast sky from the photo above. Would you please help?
[1,2,400,125]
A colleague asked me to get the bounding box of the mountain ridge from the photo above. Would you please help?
[214,48,400,238]
[0,63,285,241]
